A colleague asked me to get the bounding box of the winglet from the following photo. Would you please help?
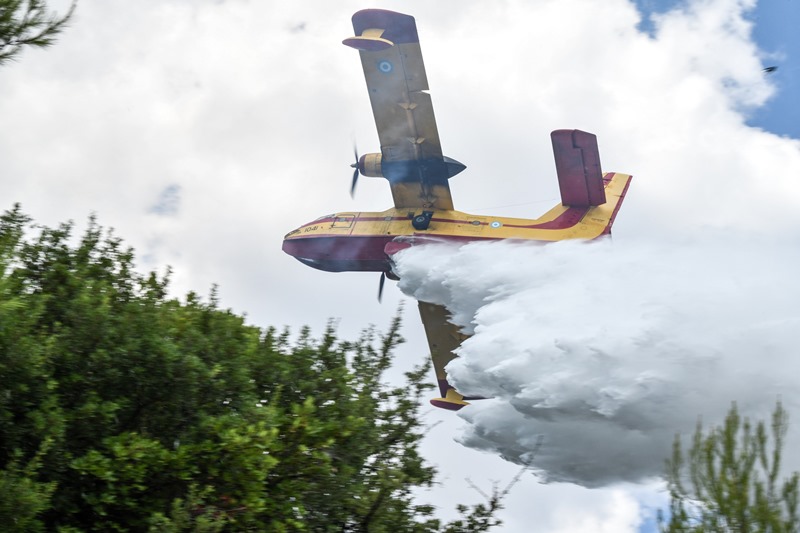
[551,129,606,207]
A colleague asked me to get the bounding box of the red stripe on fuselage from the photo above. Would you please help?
[299,208,587,232]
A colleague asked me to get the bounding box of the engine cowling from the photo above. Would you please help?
[357,153,383,177]
[356,153,466,182]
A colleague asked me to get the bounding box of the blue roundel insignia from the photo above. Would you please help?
[490,221,502,228]
[378,60,393,73]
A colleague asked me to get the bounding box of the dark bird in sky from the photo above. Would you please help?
[763,66,778,73]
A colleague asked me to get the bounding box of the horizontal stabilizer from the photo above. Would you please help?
[551,129,606,207]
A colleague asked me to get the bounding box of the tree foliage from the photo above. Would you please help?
[0,205,503,532]
[659,402,800,532]
[0,0,75,66]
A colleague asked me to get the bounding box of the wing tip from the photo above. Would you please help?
[351,9,419,45]
[430,388,470,411]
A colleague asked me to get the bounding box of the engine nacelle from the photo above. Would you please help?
[358,153,383,177]
[356,153,466,182]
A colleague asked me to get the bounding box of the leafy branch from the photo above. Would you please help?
[0,0,76,65]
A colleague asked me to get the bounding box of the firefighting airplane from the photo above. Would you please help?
[282,9,632,410]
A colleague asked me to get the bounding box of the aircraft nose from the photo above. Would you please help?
[281,234,305,258]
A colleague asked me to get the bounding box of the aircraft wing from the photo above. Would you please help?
[417,301,472,410]
[344,9,460,211]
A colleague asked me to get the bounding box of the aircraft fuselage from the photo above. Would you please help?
[282,171,631,274]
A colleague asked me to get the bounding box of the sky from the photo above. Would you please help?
[2,0,799,531]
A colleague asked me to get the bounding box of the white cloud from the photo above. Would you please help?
[549,489,643,532]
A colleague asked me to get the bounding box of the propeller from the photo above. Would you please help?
[377,272,386,302]
[350,144,361,197]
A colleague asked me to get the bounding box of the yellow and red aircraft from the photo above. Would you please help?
[283,9,632,410]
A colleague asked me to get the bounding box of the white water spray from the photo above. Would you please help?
[395,236,800,487]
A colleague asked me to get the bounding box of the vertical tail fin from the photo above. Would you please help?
[551,129,606,207]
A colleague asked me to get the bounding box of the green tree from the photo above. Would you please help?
[0,0,75,66]
[659,402,800,532]
[0,205,502,532]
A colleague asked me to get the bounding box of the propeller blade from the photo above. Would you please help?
[378,272,386,302]
[350,143,360,198]
[350,167,359,198]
